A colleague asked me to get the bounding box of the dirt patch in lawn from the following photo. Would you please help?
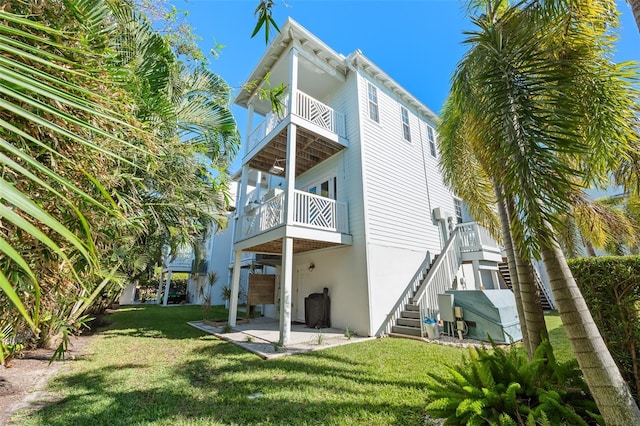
[0,335,92,426]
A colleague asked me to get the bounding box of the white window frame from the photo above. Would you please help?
[400,107,411,142]
[367,83,379,123]
[453,198,463,224]
[427,125,437,157]
[306,174,338,200]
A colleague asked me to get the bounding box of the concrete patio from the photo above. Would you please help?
[188,317,373,359]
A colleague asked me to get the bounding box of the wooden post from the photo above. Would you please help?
[229,250,242,326]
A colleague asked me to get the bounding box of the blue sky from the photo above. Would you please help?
[173,0,639,172]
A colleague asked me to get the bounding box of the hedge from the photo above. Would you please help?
[568,255,640,403]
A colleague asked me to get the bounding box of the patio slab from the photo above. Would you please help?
[188,317,374,359]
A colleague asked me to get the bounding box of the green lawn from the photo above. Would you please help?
[14,306,572,425]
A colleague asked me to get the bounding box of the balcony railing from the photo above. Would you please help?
[457,222,500,253]
[295,91,346,137]
[239,189,348,240]
[241,192,285,239]
[246,90,346,153]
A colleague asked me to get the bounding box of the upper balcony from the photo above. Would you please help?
[243,90,348,178]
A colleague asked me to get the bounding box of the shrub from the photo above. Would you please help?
[568,255,640,403]
[425,340,601,425]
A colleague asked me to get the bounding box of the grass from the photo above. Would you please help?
[13,306,573,426]
[14,305,467,425]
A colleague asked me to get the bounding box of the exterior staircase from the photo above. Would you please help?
[498,262,555,310]
[390,256,438,337]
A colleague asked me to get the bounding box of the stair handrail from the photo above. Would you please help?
[377,252,433,336]
[532,264,556,310]
[414,227,463,337]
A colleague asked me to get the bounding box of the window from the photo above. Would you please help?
[454,199,463,224]
[401,107,411,142]
[367,83,379,123]
[307,176,337,200]
[427,125,436,157]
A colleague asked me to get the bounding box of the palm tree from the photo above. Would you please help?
[439,0,640,423]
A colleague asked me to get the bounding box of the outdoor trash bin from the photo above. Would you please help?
[424,318,439,339]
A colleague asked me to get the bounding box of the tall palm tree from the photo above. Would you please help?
[439,0,640,423]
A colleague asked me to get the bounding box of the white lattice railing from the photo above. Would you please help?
[240,192,285,239]
[238,190,348,240]
[295,91,346,138]
[414,229,463,336]
[292,190,348,233]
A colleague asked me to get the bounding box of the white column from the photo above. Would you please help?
[244,103,254,156]
[472,260,482,290]
[162,270,172,306]
[228,250,243,326]
[288,47,299,117]
[237,164,250,236]
[254,171,262,202]
[156,272,164,303]
[491,269,501,289]
[279,237,294,347]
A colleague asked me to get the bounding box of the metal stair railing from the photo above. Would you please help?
[414,228,463,337]
[379,253,433,336]
[532,265,556,310]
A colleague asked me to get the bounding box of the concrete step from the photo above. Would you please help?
[391,325,422,337]
[397,317,421,327]
[401,310,420,319]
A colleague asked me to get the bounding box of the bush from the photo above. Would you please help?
[568,255,640,403]
[425,340,601,425]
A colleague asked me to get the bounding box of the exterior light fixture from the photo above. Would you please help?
[269,159,285,175]
[308,262,315,272]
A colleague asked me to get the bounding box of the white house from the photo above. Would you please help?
[219,18,521,347]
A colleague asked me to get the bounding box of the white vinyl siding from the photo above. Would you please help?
[358,75,454,253]
[367,83,379,123]
[427,125,436,157]
[401,107,411,142]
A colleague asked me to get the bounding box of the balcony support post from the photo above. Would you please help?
[279,236,294,347]
[472,259,482,290]
[162,270,172,306]
[228,250,243,326]
[245,103,254,157]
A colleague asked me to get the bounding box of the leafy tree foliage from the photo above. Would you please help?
[0,0,238,352]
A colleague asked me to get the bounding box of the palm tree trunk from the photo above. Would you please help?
[495,185,531,356]
[629,0,640,34]
[540,233,640,425]
[506,196,548,355]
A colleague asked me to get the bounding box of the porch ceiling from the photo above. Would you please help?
[244,238,342,254]
[248,127,345,177]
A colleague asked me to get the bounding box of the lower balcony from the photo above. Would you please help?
[235,189,351,254]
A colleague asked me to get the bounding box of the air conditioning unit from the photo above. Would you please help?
[433,207,449,221]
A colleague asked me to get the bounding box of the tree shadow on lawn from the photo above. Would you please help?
[25,344,429,426]
[27,361,424,426]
